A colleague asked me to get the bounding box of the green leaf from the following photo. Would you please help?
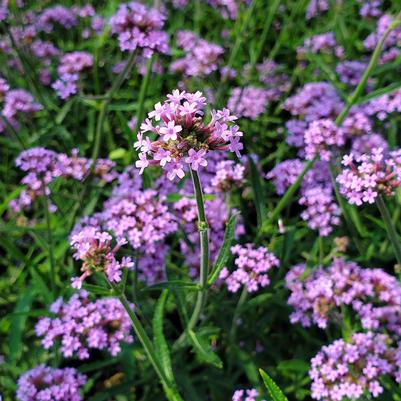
[260,369,288,401]
[143,280,201,292]
[357,81,401,105]
[83,283,112,296]
[248,155,266,227]
[208,213,239,285]
[109,148,127,160]
[153,290,174,383]
[186,329,223,369]
[56,98,75,124]
[9,287,33,363]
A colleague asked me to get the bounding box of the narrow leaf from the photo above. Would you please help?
[153,290,174,383]
[187,329,223,369]
[259,369,288,401]
[248,156,266,227]
[208,213,239,285]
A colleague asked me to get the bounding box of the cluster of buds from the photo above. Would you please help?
[135,90,243,180]
[70,227,133,288]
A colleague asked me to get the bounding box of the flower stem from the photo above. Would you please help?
[335,13,401,126]
[131,57,154,161]
[42,193,56,296]
[376,195,401,266]
[187,169,209,331]
[113,285,184,401]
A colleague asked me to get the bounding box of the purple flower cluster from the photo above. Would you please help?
[299,186,340,236]
[2,89,42,120]
[362,88,401,120]
[11,147,116,213]
[336,60,368,87]
[306,0,329,20]
[232,388,264,401]
[283,82,343,122]
[52,51,93,99]
[304,119,345,161]
[36,5,77,33]
[207,0,243,20]
[310,332,399,401]
[219,244,279,293]
[268,160,339,235]
[35,291,133,359]
[135,90,243,180]
[297,32,344,59]
[286,258,401,336]
[266,159,304,195]
[17,365,86,401]
[336,147,401,205]
[171,31,224,77]
[70,227,134,287]
[255,60,291,101]
[227,87,270,120]
[208,160,245,192]
[109,2,169,57]
[72,166,178,284]
[359,0,382,19]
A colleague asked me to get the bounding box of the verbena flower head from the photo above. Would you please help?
[17,365,86,401]
[310,332,397,401]
[227,87,270,120]
[266,159,305,195]
[70,227,133,287]
[336,147,401,205]
[35,291,133,359]
[57,51,93,75]
[219,244,279,293]
[283,82,343,122]
[2,89,42,120]
[109,1,169,57]
[297,32,344,59]
[36,5,77,33]
[135,90,243,180]
[170,31,224,77]
[52,73,78,99]
[209,160,245,192]
[306,0,329,19]
[304,119,345,161]
[286,258,401,336]
[299,186,340,236]
[0,76,9,99]
[336,60,367,87]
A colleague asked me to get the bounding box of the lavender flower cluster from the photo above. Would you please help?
[285,258,401,336]
[232,388,265,401]
[16,365,86,401]
[171,31,224,77]
[310,332,400,401]
[109,1,169,57]
[35,291,133,359]
[337,147,401,205]
[219,244,279,293]
[10,147,116,213]
[135,90,243,180]
[227,87,270,120]
[72,166,178,284]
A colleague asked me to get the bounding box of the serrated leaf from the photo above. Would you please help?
[153,290,174,383]
[208,213,239,285]
[186,329,223,369]
[260,369,288,401]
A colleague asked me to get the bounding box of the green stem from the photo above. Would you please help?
[229,286,248,340]
[132,57,154,147]
[186,169,209,331]
[113,285,184,401]
[335,13,401,126]
[260,157,316,234]
[376,195,401,266]
[42,193,56,296]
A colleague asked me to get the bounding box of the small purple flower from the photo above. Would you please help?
[185,148,208,170]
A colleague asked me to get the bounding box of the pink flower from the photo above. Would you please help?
[159,120,182,141]
[185,148,208,170]
[229,136,244,157]
[135,153,149,174]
